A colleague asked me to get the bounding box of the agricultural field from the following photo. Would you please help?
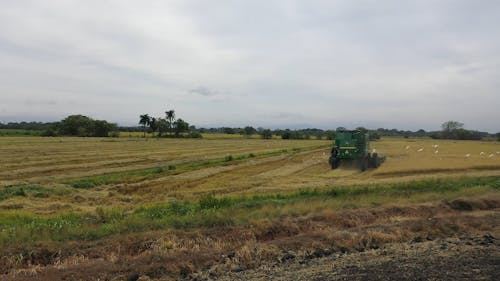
[0,136,499,280]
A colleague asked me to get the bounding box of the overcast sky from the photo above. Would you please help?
[1,1,499,132]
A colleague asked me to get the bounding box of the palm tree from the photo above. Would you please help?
[165,110,175,136]
[139,114,151,138]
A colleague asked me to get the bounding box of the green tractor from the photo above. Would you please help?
[329,130,385,171]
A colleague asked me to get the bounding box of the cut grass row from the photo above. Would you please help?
[0,185,72,202]
[66,145,328,188]
[1,176,498,248]
[0,185,59,201]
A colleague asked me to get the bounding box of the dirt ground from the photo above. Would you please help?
[213,236,499,281]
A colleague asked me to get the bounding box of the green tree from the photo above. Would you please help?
[157,118,168,137]
[325,130,336,140]
[173,118,189,136]
[93,120,117,137]
[55,115,116,137]
[149,117,158,137]
[139,114,151,137]
[441,121,464,138]
[315,131,324,140]
[260,129,272,139]
[59,115,93,136]
[369,131,381,141]
[223,127,235,134]
[355,127,368,133]
[281,130,291,139]
[242,126,257,137]
[441,121,464,132]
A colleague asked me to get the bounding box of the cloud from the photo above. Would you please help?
[189,86,218,97]
[0,1,499,132]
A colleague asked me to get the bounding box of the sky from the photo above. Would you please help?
[0,0,499,132]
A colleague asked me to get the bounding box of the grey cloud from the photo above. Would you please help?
[0,1,499,132]
[189,87,218,97]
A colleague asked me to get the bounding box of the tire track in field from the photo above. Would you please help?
[117,153,301,195]
[134,149,330,198]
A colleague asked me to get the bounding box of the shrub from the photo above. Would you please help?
[325,130,336,140]
[169,201,192,216]
[224,155,233,162]
[72,181,96,189]
[153,167,165,174]
[198,195,233,210]
[369,131,381,140]
[41,128,58,137]
[188,132,203,138]
[109,131,120,137]
[168,165,177,170]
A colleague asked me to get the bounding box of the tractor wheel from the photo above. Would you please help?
[361,157,368,172]
[330,157,338,169]
[372,153,379,168]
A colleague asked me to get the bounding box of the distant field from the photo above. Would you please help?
[0,136,499,279]
[120,131,280,139]
[0,129,43,136]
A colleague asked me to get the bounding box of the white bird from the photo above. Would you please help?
[465,154,471,158]
[372,148,377,153]
[434,150,439,154]
[480,152,485,156]
[489,154,494,158]
[417,148,424,152]
[405,146,410,150]
[433,144,439,149]
[497,151,500,155]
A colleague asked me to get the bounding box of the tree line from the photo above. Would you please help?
[138,110,201,138]
[1,118,498,141]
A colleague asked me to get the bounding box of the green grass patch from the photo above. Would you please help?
[0,129,43,136]
[0,185,51,201]
[1,176,498,248]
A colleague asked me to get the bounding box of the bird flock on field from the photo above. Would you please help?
[405,144,499,159]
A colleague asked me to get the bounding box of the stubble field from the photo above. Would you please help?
[0,136,499,280]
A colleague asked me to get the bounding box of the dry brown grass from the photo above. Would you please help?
[3,195,498,280]
[0,136,499,279]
